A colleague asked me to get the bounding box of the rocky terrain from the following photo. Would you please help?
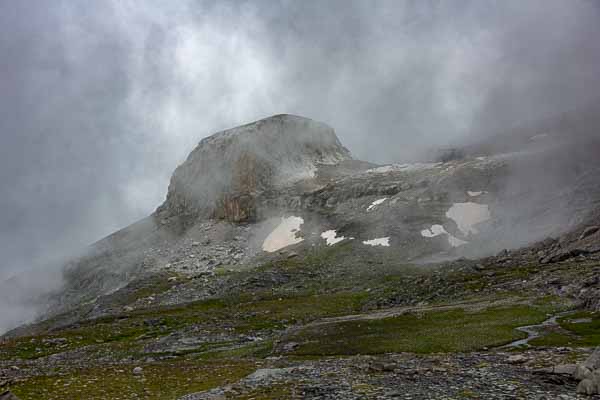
[2,114,600,399]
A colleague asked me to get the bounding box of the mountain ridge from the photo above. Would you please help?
[2,114,600,399]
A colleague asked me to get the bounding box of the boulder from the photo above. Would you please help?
[573,347,600,395]
[507,354,528,364]
[583,347,600,371]
[552,364,577,375]
[574,365,593,381]
[577,379,597,395]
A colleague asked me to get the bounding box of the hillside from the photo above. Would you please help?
[2,115,600,399]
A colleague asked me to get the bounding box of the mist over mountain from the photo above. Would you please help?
[2,0,600,283]
[2,3,600,397]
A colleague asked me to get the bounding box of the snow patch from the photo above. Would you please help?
[421,225,446,238]
[262,216,304,252]
[467,191,484,197]
[367,198,388,211]
[445,203,490,236]
[320,230,347,246]
[362,237,390,247]
[420,224,468,247]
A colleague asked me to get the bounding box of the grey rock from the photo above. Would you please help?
[507,354,528,364]
[158,114,350,223]
[583,347,600,371]
[574,365,593,381]
[576,379,598,395]
[552,364,577,375]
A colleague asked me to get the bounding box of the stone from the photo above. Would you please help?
[507,354,528,364]
[133,366,143,375]
[552,364,577,375]
[382,363,397,372]
[574,365,592,381]
[583,347,600,370]
[576,379,598,395]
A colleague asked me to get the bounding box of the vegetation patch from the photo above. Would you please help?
[285,304,554,356]
[530,311,600,347]
[10,360,255,400]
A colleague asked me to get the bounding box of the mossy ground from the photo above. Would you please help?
[285,304,558,356]
[11,360,256,400]
[2,250,597,399]
[529,310,600,347]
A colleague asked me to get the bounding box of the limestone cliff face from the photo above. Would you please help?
[157,114,351,223]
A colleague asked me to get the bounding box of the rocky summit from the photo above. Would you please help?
[2,114,600,399]
[158,114,351,224]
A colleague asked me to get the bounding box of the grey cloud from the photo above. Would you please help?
[1,0,599,329]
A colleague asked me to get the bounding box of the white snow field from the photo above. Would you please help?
[362,237,390,247]
[421,224,446,238]
[320,230,348,246]
[262,216,305,252]
[367,198,388,211]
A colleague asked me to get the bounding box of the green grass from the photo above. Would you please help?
[0,290,371,361]
[10,359,256,400]
[286,304,553,356]
[530,311,600,347]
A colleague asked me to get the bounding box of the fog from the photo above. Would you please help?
[1,0,600,332]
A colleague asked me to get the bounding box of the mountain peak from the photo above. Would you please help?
[156,114,351,224]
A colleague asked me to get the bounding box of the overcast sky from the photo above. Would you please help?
[1,0,600,279]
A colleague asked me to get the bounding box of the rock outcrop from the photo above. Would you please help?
[156,114,351,224]
[575,347,600,395]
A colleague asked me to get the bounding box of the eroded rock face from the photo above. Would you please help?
[156,114,351,224]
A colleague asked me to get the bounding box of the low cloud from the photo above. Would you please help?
[1,0,599,332]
